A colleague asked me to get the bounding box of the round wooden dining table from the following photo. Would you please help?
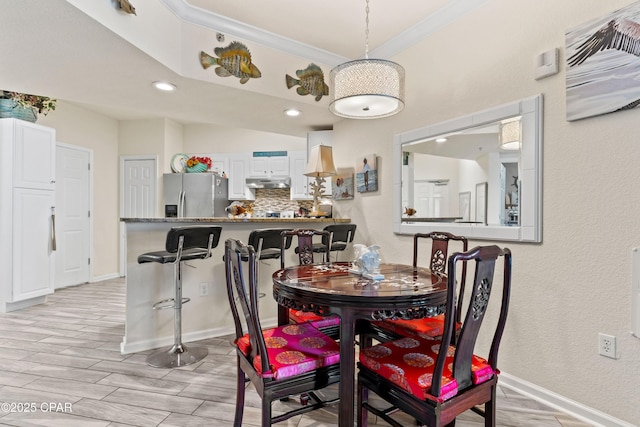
[272,262,447,426]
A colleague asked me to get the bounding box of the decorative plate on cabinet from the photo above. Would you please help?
[170,153,189,173]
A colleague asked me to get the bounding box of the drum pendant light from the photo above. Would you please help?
[329,0,405,119]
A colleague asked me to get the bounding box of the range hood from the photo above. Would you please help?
[245,177,291,189]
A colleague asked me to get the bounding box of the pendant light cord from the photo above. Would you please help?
[364,0,370,59]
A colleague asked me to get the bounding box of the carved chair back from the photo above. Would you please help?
[432,245,511,395]
[280,229,331,268]
[413,231,468,324]
[224,238,268,371]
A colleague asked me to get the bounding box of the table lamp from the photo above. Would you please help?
[304,145,337,217]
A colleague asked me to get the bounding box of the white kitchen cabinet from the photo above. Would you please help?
[249,155,289,177]
[12,188,55,301]
[0,119,56,312]
[211,157,229,177]
[228,153,255,200]
[289,151,312,200]
[12,121,56,190]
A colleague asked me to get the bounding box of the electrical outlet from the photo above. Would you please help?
[199,283,209,297]
[598,333,617,359]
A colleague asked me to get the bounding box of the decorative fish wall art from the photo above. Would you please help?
[199,41,262,84]
[116,0,136,15]
[285,63,329,101]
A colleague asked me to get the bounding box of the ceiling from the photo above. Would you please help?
[0,0,484,138]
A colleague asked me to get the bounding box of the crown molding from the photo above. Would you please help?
[159,0,488,65]
[159,0,349,67]
[369,0,490,58]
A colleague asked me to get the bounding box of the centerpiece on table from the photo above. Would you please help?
[350,244,384,280]
[0,90,56,122]
[185,156,212,173]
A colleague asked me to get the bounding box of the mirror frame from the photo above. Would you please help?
[393,94,543,242]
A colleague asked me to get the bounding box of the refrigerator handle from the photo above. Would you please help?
[179,190,186,218]
[51,206,57,251]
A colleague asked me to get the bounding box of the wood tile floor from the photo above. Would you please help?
[0,278,593,426]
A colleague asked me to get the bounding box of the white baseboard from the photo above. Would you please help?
[119,316,279,355]
[91,272,121,283]
[500,372,637,427]
[120,324,237,354]
[0,295,47,313]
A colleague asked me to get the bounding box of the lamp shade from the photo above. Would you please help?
[304,145,337,177]
[499,119,520,150]
[329,59,405,119]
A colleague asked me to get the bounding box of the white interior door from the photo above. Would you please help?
[120,156,157,276]
[414,180,450,218]
[55,144,91,289]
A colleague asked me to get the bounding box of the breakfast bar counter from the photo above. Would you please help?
[119,217,350,354]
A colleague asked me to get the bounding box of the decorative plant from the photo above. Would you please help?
[0,90,57,116]
[186,156,212,169]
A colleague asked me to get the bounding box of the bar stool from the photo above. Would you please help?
[246,228,293,262]
[138,226,222,368]
[228,228,293,299]
[319,223,357,261]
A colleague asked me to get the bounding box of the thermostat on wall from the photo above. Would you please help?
[534,48,559,80]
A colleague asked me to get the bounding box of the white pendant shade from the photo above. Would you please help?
[304,145,337,177]
[330,59,405,119]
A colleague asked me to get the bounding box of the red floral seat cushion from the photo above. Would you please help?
[374,314,461,339]
[289,309,341,329]
[236,322,340,380]
[359,335,495,402]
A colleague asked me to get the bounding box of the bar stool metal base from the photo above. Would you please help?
[145,343,208,368]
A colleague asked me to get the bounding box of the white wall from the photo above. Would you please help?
[331,0,640,423]
[183,123,306,153]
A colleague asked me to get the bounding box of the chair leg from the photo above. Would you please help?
[262,393,272,427]
[357,378,368,427]
[485,386,497,427]
[234,360,245,427]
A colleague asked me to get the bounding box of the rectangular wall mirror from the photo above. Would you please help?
[393,94,543,242]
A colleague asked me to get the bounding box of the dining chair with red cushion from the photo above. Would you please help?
[280,229,341,336]
[363,232,468,345]
[357,245,512,426]
[224,238,340,426]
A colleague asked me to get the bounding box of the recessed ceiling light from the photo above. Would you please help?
[152,81,176,91]
[436,137,447,143]
[284,108,301,117]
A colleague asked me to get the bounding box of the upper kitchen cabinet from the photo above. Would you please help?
[289,151,312,200]
[228,153,255,201]
[249,154,289,177]
[3,119,56,190]
[211,157,229,177]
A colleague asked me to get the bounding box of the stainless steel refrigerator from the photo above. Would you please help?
[163,173,228,217]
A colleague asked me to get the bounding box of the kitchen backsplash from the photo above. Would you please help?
[236,189,314,213]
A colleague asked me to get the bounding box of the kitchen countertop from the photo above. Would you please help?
[120,217,350,223]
